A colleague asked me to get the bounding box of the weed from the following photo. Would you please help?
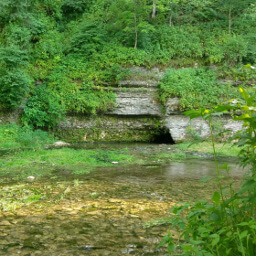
[160,86,256,255]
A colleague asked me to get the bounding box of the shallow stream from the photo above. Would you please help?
[0,143,244,255]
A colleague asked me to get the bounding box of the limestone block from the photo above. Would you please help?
[164,115,210,143]
[107,91,162,116]
[223,120,243,133]
[118,80,158,87]
[165,98,180,114]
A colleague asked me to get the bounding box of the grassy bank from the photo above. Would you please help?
[0,124,55,150]
[176,141,240,158]
[0,123,241,184]
[0,148,140,184]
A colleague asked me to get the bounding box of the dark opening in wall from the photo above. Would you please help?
[151,127,175,144]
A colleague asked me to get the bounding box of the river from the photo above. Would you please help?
[0,143,244,255]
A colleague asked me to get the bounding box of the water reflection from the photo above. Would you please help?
[163,160,245,180]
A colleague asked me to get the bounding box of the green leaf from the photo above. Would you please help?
[219,163,229,170]
[211,191,221,204]
[168,243,175,252]
[211,234,220,246]
[182,245,193,252]
[239,230,248,239]
[183,110,203,119]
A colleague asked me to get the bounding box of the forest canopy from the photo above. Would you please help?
[0,0,255,128]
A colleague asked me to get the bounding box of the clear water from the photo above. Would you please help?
[0,143,244,255]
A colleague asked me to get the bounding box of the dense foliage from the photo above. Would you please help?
[159,68,237,109]
[161,83,256,255]
[0,123,55,149]
[0,0,255,127]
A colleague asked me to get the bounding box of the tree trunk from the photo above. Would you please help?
[228,8,232,34]
[169,2,173,27]
[134,5,138,49]
[152,0,156,19]
[169,14,172,27]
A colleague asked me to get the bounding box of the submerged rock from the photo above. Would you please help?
[53,141,71,147]
[0,220,11,226]
[27,176,35,182]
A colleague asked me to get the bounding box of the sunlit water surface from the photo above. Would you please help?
[0,143,245,256]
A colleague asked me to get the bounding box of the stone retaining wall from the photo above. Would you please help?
[0,67,243,143]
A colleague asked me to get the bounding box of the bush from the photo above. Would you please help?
[0,46,28,67]
[160,86,256,255]
[159,67,238,110]
[44,58,116,114]
[0,68,29,110]
[33,30,64,60]
[0,123,55,149]
[69,20,108,56]
[205,35,248,64]
[0,46,29,110]
[150,25,203,59]
[22,85,65,129]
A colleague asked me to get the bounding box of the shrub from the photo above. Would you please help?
[22,85,65,129]
[0,123,55,149]
[45,59,116,114]
[69,20,108,56]
[0,68,29,110]
[159,67,238,110]
[0,46,28,67]
[150,25,203,59]
[205,35,248,64]
[0,46,29,110]
[160,85,256,255]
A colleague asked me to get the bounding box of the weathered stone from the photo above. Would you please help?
[53,141,71,147]
[27,176,35,182]
[118,80,158,87]
[0,111,20,124]
[164,115,210,143]
[165,98,180,114]
[107,91,162,116]
[224,120,243,133]
[58,116,163,142]
[127,67,164,80]
[61,116,160,130]
[0,66,245,144]
[0,220,11,226]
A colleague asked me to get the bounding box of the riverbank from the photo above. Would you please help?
[0,140,240,184]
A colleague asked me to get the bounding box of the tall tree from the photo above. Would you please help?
[216,0,254,34]
[107,0,152,48]
[152,0,157,19]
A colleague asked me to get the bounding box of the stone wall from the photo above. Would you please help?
[57,67,242,143]
[57,115,164,142]
[0,67,243,143]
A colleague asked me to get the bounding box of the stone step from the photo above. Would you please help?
[113,87,158,93]
[118,80,159,88]
[106,91,162,116]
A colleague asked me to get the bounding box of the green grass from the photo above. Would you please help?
[0,123,55,150]
[0,148,138,183]
[176,141,240,157]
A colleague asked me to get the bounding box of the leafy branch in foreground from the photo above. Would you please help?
[159,86,256,255]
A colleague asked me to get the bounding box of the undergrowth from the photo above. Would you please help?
[159,68,239,110]
[160,84,256,255]
[0,123,55,150]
